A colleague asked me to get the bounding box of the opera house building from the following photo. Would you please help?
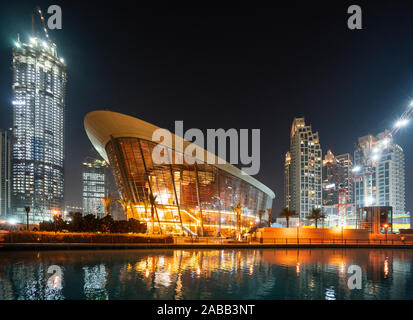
[84,111,275,237]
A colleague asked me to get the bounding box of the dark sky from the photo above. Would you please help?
[1,1,413,215]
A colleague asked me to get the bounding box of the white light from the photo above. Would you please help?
[372,154,380,161]
[409,100,413,107]
[15,42,21,48]
[60,58,64,63]
[365,197,375,206]
[325,183,335,190]
[42,41,47,47]
[30,37,36,43]
[372,147,380,154]
[7,218,17,225]
[381,138,390,146]
[395,119,409,128]
[352,166,361,173]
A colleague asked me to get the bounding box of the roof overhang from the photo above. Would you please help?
[84,110,275,199]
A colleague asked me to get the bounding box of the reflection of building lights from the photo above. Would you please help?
[384,258,389,278]
[196,268,201,276]
[296,262,300,274]
[249,265,253,275]
[145,269,150,278]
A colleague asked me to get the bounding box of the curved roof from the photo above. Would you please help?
[84,110,275,199]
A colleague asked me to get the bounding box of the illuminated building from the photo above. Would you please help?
[0,129,12,218]
[82,159,107,218]
[84,111,275,236]
[284,152,291,208]
[285,117,322,221]
[322,151,355,226]
[353,131,405,217]
[11,36,66,223]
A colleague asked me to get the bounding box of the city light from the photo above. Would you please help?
[7,218,17,225]
[394,119,409,128]
[352,166,361,173]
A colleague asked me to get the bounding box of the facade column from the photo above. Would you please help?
[137,139,162,234]
[194,163,205,236]
[217,169,222,237]
[166,148,185,235]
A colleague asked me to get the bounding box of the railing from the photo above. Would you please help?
[172,237,413,246]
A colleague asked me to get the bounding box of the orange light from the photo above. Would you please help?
[384,224,389,228]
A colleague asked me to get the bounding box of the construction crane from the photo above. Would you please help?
[36,6,56,48]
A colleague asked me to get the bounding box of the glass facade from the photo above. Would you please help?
[105,137,273,236]
[11,37,66,223]
[82,160,107,218]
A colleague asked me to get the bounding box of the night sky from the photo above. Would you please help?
[1,1,413,216]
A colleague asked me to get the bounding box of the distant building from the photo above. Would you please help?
[82,159,107,218]
[353,131,405,216]
[0,129,12,218]
[284,152,291,208]
[322,151,354,224]
[285,117,322,222]
[11,36,66,223]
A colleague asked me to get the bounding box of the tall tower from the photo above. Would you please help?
[353,131,405,215]
[0,129,12,218]
[286,118,322,221]
[82,159,108,218]
[11,36,66,223]
[284,152,291,208]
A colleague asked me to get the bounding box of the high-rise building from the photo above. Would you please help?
[82,159,107,218]
[284,152,291,208]
[0,129,12,218]
[353,131,405,216]
[285,118,322,221]
[322,150,353,206]
[11,36,66,223]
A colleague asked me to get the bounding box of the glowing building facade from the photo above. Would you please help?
[85,111,275,236]
[285,117,322,221]
[82,159,107,218]
[0,129,12,218]
[11,37,66,223]
[353,131,405,217]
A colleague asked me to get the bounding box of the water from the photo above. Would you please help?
[0,248,413,300]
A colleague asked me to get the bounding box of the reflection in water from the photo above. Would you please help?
[0,248,413,300]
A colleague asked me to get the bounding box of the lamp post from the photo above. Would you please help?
[296,222,300,244]
[384,224,389,243]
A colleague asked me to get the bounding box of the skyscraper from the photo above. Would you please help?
[285,118,322,221]
[353,130,405,215]
[0,129,12,218]
[11,36,66,223]
[82,159,107,218]
[322,150,353,206]
[284,151,291,208]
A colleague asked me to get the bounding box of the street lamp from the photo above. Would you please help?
[296,222,300,244]
[383,224,389,242]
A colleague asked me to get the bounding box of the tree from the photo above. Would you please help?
[24,206,30,231]
[306,208,326,229]
[279,207,297,228]
[68,212,83,232]
[118,198,131,221]
[83,214,98,232]
[99,214,114,232]
[233,203,242,240]
[266,208,272,227]
[149,193,162,234]
[101,196,114,216]
[258,210,265,227]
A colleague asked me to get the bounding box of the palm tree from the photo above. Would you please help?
[149,193,162,234]
[24,206,30,231]
[279,207,297,228]
[118,198,131,220]
[101,196,114,217]
[233,203,242,240]
[306,208,326,229]
[258,210,265,227]
[266,208,272,227]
